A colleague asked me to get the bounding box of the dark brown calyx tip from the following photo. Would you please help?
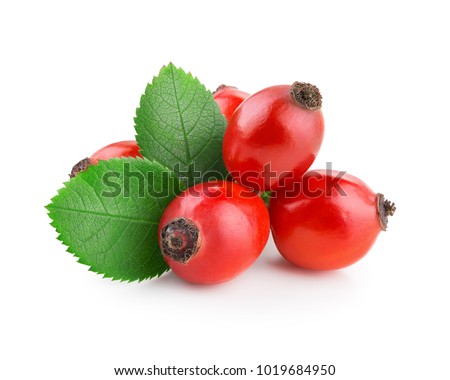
[160,217,201,264]
[377,193,396,231]
[69,157,92,178]
[290,82,322,111]
[213,84,237,94]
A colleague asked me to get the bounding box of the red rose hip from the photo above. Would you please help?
[70,140,142,177]
[213,85,249,123]
[223,82,324,191]
[158,180,270,284]
[269,170,396,270]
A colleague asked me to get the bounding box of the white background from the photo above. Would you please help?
[1,1,449,379]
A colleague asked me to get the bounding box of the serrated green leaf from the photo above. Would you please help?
[46,158,182,282]
[135,63,228,187]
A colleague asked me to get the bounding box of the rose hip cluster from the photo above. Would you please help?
[74,83,395,285]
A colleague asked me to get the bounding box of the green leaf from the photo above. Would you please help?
[135,63,228,187]
[46,158,182,282]
[260,191,272,207]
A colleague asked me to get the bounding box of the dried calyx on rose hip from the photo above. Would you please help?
[223,82,324,192]
[269,170,396,270]
[69,140,142,178]
[158,180,270,284]
[213,85,249,123]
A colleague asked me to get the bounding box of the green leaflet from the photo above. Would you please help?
[47,158,182,282]
[135,63,228,187]
[260,191,272,207]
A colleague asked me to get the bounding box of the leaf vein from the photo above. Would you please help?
[49,205,157,225]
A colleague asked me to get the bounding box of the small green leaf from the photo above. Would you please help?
[260,191,272,207]
[46,158,182,282]
[135,63,228,187]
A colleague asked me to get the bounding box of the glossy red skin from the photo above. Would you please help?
[223,85,324,192]
[158,180,270,284]
[269,170,381,270]
[90,140,142,164]
[213,86,249,123]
